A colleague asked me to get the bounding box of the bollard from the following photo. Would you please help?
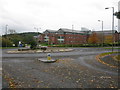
[47,53,51,60]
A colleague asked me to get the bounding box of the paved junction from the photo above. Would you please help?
[1,47,119,88]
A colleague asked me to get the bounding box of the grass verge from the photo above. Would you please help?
[0,47,18,49]
[114,55,120,61]
[99,52,120,57]
[104,47,120,49]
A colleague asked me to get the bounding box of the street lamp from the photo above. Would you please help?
[98,20,104,47]
[105,7,114,52]
[34,27,41,47]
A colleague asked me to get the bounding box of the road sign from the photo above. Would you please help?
[47,53,51,60]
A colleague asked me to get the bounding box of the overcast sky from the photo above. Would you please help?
[0,0,119,35]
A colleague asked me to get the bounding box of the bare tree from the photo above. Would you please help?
[8,29,16,34]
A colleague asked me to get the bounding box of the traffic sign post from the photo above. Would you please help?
[19,41,22,48]
[47,53,51,60]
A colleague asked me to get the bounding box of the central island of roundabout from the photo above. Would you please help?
[7,47,73,63]
[7,47,73,53]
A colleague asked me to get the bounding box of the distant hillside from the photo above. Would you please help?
[2,32,41,37]
[2,32,41,47]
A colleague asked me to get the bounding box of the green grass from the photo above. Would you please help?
[0,47,18,49]
[104,47,120,49]
[115,55,120,61]
[100,52,120,57]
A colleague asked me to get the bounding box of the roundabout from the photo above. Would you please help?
[2,47,119,88]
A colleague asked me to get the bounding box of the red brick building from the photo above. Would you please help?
[39,28,90,45]
[39,28,120,45]
[93,30,120,44]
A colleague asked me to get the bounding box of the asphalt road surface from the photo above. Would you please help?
[2,47,119,88]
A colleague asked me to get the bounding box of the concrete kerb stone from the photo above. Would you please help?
[7,50,36,54]
[37,58,57,63]
[96,54,118,68]
[7,48,74,54]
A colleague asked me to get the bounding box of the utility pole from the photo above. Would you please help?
[34,27,41,48]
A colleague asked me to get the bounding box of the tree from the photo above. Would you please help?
[2,37,13,47]
[8,34,23,47]
[114,11,120,19]
[104,35,113,44]
[8,29,16,34]
[22,35,37,49]
[88,32,99,44]
[2,32,38,48]
[97,33,105,44]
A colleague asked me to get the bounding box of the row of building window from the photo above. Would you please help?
[45,32,86,35]
[44,36,86,39]
[44,40,83,43]
[58,36,64,39]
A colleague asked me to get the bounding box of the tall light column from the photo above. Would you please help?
[34,27,41,47]
[105,7,114,52]
[98,20,104,47]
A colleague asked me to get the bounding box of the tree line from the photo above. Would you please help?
[1,31,120,48]
[1,32,40,49]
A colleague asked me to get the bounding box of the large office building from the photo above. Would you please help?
[39,28,119,45]
[39,28,90,45]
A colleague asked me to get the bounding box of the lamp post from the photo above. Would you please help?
[34,27,41,47]
[5,25,8,48]
[98,20,104,47]
[105,7,114,52]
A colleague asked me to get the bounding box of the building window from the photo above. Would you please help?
[59,40,64,43]
[58,36,64,39]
